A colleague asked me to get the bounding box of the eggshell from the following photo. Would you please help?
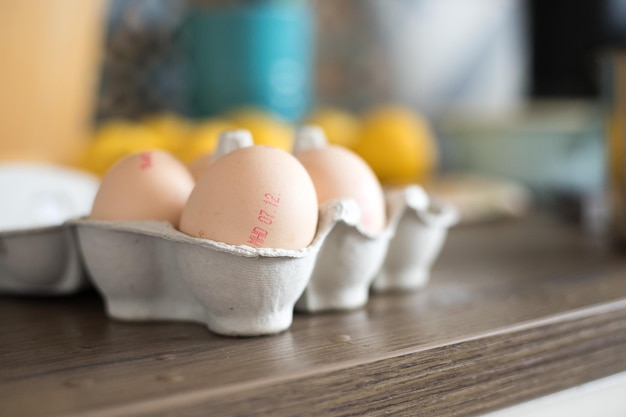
[90,150,194,227]
[180,145,318,250]
[188,153,213,180]
[295,127,386,235]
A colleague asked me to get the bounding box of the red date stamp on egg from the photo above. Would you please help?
[247,193,281,247]
[140,152,152,170]
[247,227,268,246]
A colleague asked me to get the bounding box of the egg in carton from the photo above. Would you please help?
[0,163,98,295]
[292,127,458,312]
[75,132,356,336]
[292,127,393,312]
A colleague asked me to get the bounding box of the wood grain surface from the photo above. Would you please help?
[2,216,626,417]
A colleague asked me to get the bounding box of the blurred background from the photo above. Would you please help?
[1,0,626,235]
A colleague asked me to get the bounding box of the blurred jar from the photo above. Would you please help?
[184,0,314,122]
[0,1,106,164]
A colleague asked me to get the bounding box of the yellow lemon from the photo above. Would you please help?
[227,107,293,151]
[177,118,235,164]
[306,107,361,148]
[81,121,164,176]
[143,113,194,154]
[353,106,438,185]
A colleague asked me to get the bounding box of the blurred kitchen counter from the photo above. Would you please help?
[2,214,626,417]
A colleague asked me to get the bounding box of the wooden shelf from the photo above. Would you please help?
[2,216,626,417]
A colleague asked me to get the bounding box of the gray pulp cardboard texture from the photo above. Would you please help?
[0,225,87,295]
[76,221,205,323]
[372,188,459,292]
[74,199,346,336]
[4,184,457,336]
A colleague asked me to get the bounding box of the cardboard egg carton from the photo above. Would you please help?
[72,131,457,337]
[0,132,457,337]
[75,199,335,336]
[373,187,459,292]
[74,187,456,336]
[0,164,99,295]
[0,224,87,295]
[296,185,458,312]
[294,127,458,311]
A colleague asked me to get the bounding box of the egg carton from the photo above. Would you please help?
[297,186,458,314]
[74,185,455,336]
[74,199,341,336]
[372,188,459,292]
[0,134,458,338]
[0,224,88,295]
[293,126,458,311]
[73,131,457,336]
[0,163,99,295]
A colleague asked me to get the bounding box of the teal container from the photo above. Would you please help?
[185,1,313,122]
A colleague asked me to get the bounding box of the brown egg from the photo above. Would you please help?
[90,150,195,226]
[188,153,213,181]
[180,145,318,249]
[296,142,386,235]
